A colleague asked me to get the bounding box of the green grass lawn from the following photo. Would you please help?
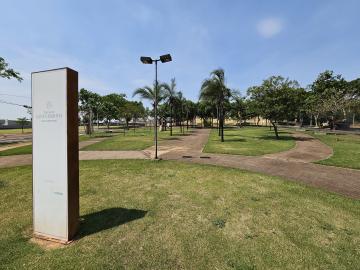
[83,127,191,151]
[0,144,32,156]
[307,131,360,170]
[0,132,117,156]
[203,127,296,156]
[0,128,32,134]
[0,160,359,269]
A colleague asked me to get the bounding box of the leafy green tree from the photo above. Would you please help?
[0,57,22,81]
[248,76,302,139]
[102,93,126,129]
[200,68,231,142]
[347,78,360,125]
[229,94,247,126]
[16,117,29,133]
[184,100,197,129]
[119,101,145,131]
[79,88,103,134]
[309,71,348,127]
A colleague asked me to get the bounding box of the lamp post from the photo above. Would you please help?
[140,54,172,159]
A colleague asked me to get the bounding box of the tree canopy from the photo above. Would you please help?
[0,57,23,82]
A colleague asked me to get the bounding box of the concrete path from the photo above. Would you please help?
[159,129,360,199]
[0,133,32,144]
[0,137,148,168]
[80,150,148,160]
[262,132,333,162]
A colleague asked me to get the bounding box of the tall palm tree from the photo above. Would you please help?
[161,78,178,136]
[200,68,231,142]
[133,82,165,130]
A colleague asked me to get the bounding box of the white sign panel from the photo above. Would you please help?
[32,68,78,242]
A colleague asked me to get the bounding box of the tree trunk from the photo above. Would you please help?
[271,121,279,139]
[170,106,173,136]
[220,107,224,142]
[257,116,260,126]
[353,113,356,127]
[97,113,99,130]
[310,115,313,126]
[314,114,319,128]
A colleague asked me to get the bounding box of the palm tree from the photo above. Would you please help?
[176,91,186,133]
[199,68,231,142]
[133,82,164,131]
[161,78,178,136]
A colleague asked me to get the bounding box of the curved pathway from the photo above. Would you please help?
[1,128,359,199]
[262,132,333,162]
[159,129,360,199]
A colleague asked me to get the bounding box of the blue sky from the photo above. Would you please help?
[1,0,360,119]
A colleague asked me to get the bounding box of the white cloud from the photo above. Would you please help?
[257,18,283,38]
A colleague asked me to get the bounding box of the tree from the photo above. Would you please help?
[229,92,247,127]
[184,100,197,129]
[200,68,231,142]
[79,88,96,134]
[16,117,28,133]
[309,70,348,128]
[174,91,186,133]
[347,78,360,126]
[133,82,165,131]
[247,76,301,139]
[119,101,145,132]
[102,93,126,129]
[161,78,179,136]
[0,57,23,82]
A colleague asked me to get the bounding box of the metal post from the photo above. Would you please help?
[154,60,158,159]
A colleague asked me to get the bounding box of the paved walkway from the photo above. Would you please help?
[0,133,32,144]
[160,129,360,199]
[262,132,333,162]
[1,128,359,199]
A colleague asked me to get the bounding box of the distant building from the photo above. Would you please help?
[0,119,32,129]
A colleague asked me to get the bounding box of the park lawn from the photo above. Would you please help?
[83,127,191,151]
[0,128,32,134]
[307,131,360,170]
[0,133,114,156]
[0,144,32,156]
[203,127,296,156]
[0,160,359,269]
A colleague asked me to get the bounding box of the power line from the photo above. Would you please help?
[0,99,32,109]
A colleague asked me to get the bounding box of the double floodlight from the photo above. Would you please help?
[140,54,172,64]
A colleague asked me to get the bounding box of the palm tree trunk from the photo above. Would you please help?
[170,106,173,136]
[217,106,220,136]
[220,106,224,142]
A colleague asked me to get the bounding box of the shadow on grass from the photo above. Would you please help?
[162,137,181,141]
[77,207,147,238]
[258,135,294,141]
[221,138,247,142]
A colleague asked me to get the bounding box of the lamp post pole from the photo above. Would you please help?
[154,60,158,159]
[140,54,172,160]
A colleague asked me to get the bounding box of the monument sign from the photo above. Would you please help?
[32,68,79,243]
